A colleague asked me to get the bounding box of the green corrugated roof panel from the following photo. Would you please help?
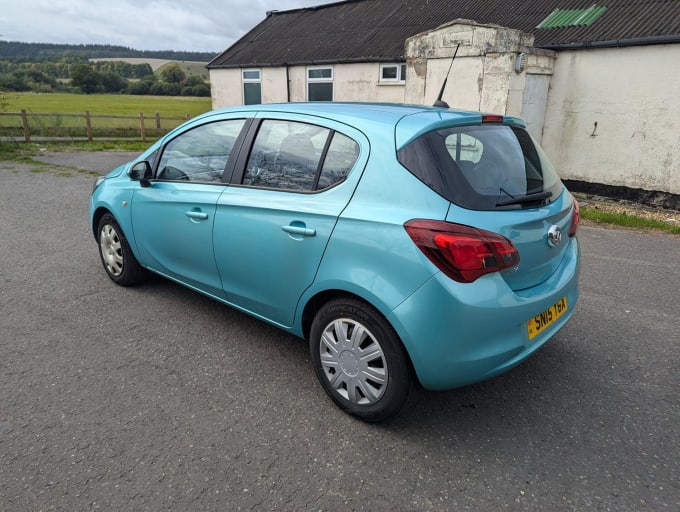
[537,5,607,29]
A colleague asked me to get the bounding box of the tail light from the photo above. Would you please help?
[404,220,520,283]
[569,199,580,237]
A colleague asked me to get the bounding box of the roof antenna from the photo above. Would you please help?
[433,43,460,108]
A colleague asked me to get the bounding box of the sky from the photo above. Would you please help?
[0,0,338,53]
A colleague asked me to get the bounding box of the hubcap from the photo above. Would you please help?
[319,318,387,405]
[99,224,124,277]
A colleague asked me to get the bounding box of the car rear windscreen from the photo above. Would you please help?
[397,124,563,210]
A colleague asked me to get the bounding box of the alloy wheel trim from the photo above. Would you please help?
[99,224,124,277]
[319,317,388,405]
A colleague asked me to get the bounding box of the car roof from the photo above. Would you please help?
[200,102,511,150]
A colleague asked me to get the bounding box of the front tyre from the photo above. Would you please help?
[97,213,145,286]
[309,298,415,422]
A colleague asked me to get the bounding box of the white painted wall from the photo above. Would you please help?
[542,45,680,194]
[421,57,485,110]
[404,21,551,117]
[210,67,289,107]
[333,63,406,103]
[210,68,241,107]
[210,62,405,108]
[277,62,407,103]
[262,68,288,103]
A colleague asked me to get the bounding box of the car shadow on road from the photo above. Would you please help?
[130,274,596,433]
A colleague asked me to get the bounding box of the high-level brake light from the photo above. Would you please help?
[482,114,504,123]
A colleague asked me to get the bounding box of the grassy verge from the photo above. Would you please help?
[580,206,680,235]
[0,139,150,161]
[0,141,35,162]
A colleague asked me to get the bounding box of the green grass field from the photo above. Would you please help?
[0,92,213,140]
[2,92,212,117]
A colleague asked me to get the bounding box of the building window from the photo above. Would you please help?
[307,66,333,101]
[380,63,406,83]
[242,69,261,105]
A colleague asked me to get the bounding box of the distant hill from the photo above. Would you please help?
[0,41,217,62]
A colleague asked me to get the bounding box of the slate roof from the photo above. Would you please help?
[208,0,680,68]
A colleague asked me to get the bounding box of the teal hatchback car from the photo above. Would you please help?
[90,102,580,421]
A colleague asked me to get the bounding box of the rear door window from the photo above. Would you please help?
[241,120,359,192]
[398,124,563,210]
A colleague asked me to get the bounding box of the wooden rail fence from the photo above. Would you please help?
[0,110,192,142]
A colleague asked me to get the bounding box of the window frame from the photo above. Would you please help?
[153,118,252,184]
[379,63,406,84]
[306,66,334,102]
[242,68,262,105]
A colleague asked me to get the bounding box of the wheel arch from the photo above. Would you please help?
[300,289,417,374]
[91,206,112,239]
[92,207,142,265]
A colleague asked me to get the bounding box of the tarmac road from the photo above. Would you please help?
[1,153,678,511]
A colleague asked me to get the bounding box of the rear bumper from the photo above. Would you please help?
[388,236,580,390]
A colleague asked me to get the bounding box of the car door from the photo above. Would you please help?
[214,116,367,327]
[130,118,247,297]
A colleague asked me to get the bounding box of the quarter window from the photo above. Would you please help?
[242,69,261,105]
[380,63,406,83]
[307,67,333,101]
[156,119,246,183]
[318,132,359,190]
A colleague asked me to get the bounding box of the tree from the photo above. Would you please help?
[0,73,31,92]
[127,80,150,95]
[149,82,164,96]
[192,84,211,97]
[70,64,102,94]
[160,63,186,84]
[24,69,58,91]
[182,74,206,87]
[161,82,181,96]
[101,72,128,93]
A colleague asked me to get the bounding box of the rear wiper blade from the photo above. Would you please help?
[496,190,553,207]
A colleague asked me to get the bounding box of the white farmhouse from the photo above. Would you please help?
[208,0,680,206]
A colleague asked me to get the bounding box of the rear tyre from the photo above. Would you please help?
[97,213,145,286]
[309,298,415,422]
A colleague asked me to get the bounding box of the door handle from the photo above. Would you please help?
[186,211,208,220]
[282,225,316,237]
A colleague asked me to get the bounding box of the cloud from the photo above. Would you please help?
[0,0,338,52]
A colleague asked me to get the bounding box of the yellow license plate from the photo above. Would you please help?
[526,297,568,340]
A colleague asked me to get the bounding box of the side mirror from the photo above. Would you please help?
[130,161,153,188]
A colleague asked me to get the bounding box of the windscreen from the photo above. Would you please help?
[397,124,563,210]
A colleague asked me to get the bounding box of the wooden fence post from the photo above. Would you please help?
[155,112,161,129]
[139,112,146,142]
[20,109,31,142]
[84,111,93,141]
